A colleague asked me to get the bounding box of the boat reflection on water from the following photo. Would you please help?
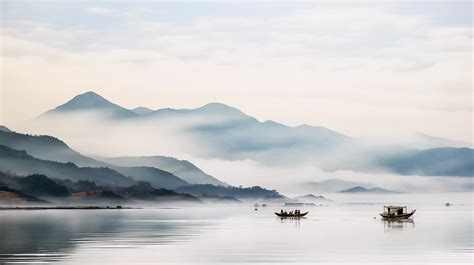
[278,216,303,229]
[383,218,415,232]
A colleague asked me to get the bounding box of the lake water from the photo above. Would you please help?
[0,193,472,264]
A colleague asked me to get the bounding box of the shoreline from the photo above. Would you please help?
[0,206,134,210]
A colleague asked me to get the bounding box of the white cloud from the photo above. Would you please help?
[85,6,114,15]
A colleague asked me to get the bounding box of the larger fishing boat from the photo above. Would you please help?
[379,206,415,219]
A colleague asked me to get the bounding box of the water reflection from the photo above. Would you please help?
[0,204,472,264]
[278,217,305,229]
[0,211,116,263]
[383,218,415,232]
[0,210,213,264]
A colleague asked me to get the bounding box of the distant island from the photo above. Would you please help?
[294,194,334,204]
[301,179,372,193]
[338,186,400,194]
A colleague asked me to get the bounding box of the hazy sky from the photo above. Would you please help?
[1,1,472,142]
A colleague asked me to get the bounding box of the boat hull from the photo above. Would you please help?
[274,211,309,218]
[380,210,416,219]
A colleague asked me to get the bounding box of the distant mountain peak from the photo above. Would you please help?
[298,194,321,198]
[201,102,231,108]
[43,91,136,118]
[260,120,289,129]
[131,107,155,115]
[79,91,102,97]
[193,102,253,120]
[56,91,113,110]
[197,102,241,112]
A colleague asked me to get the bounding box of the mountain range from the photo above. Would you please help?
[35,91,350,165]
[24,91,474,179]
[0,126,284,204]
[0,129,223,188]
[0,144,135,186]
[0,172,200,205]
[96,156,225,186]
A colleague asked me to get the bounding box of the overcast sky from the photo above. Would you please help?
[1,1,472,142]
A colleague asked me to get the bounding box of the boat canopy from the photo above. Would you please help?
[384,205,406,210]
[383,206,407,214]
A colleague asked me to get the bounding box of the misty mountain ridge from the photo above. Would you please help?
[28,91,474,178]
[411,132,471,148]
[40,92,336,133]
[0,141,186,190]
[0,130,224,187]
[368,132,472,149]
[0,144,135,186]
[0,130,100,167]
[41,92,467,147]
[98,156,226,186]
[0,128,287,204]
[44,91,252,121]
[33,91,351,165]
[376,147,474,177]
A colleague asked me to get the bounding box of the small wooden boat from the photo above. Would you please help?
[274,211,309,218]
[379,206,415,219]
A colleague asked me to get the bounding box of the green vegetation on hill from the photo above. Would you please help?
[15,174,69,197]
[176,184,285,200]
[0,172,200,205]
[0,184,48,204]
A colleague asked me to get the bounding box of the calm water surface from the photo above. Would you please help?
[0,193,472,264]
